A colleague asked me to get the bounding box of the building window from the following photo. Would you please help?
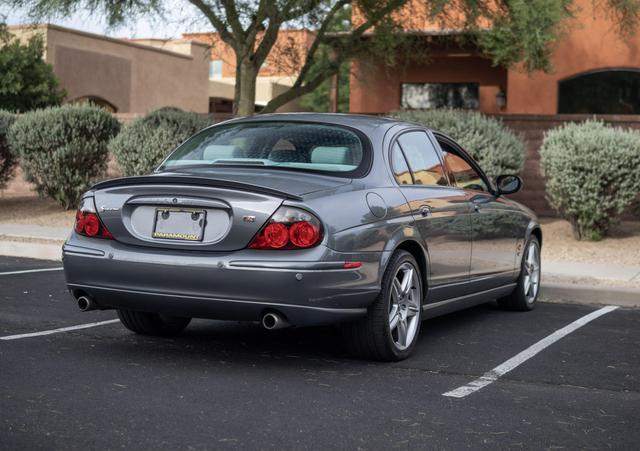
[558,69,640,114]
[401,83,479,109]
[209,60,223,79]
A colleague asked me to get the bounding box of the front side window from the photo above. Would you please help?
[396,131,447,186]
[438,141,488,192]
[160,122,367,177]
[401,83,480,109]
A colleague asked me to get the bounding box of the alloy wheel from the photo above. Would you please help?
[388,262,421,350]
[523,241,541,303]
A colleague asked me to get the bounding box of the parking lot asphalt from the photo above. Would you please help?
[1,256,639,450]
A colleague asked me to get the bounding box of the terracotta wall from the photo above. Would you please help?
[505,0,640,114]
[350,54,507,114]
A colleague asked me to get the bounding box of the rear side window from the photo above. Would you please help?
[391,143,413,185]
[396,131,447,186]
[161,121,368,177]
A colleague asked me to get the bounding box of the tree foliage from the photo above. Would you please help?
[6,0,640,115]
[0,24,66,112]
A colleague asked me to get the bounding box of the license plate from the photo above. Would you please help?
[152,208,206,241]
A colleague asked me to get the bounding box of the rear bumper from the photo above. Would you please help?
[62,235,383,326]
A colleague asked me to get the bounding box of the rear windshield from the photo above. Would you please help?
[159,121,368,177]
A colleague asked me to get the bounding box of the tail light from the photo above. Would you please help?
[74,197,113,239]
[249,206,322,250]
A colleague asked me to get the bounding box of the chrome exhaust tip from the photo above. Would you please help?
[77,295,99,312]
[261,312,290,330]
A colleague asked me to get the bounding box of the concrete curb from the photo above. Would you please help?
[0,239,63,261]
[541,282,640,308]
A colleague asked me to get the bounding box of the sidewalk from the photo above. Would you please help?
[0,222,638,307]
[0,223,67,261]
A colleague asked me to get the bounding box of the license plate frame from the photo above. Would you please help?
[152,207,207,242]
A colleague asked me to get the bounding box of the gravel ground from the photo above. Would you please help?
[1,191,639,267]
[0,194,75,228]
[540,218,640,266]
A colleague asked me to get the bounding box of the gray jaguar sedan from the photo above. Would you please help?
[63,113,541,361]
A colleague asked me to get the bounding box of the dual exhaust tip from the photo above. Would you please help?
[78,294,291,330]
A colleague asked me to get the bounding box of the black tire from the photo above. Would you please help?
[117,309,191,336]
[342,250,423,361]
[497,236,541,311]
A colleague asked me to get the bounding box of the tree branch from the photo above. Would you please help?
[187,0,235,46]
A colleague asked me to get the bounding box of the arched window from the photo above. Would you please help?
[558,69,640,114]
[70,96,118,113]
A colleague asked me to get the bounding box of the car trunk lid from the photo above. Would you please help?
[91,172,348,251]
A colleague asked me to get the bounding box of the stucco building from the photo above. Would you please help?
[8,24,211,114]
[183,30,315,113]
[349,0,640,116]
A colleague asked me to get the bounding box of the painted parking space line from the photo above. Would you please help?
[0,267,63,276]
[0,319,120,341]
[443,305,619,398]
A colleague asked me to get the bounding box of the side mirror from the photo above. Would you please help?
[495,174,522,196]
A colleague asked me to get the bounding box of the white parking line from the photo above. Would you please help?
[443,305,619,398]
[0,319,120,341]
[0,267,63,276]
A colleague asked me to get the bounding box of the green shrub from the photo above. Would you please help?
[8,104,120,209]
[540,120,640,241]
[0,110,16,189]
[110,109,211,176]
[391,109,525,179]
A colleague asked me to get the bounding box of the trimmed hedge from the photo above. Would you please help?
[110,109,211,176]
[0,110,16,190]
[8,104,120,209]
[391,109,525,179]
[540,120,640,241]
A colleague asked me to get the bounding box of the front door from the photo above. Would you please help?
[390,131,473,302]
[436,137,518,289]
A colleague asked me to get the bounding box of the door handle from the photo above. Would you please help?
[473,204,480,213]
[419,205,432,217]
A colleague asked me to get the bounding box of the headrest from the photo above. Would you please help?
[311,146,350,165]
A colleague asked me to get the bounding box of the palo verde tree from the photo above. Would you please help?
[7,0,640,115]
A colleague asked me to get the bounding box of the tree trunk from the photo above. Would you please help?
[236,58,258,117]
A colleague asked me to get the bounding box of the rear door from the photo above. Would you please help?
[435,135,518,289]
[391,130,473,302]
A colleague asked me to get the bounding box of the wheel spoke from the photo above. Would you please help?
[389,312,399,331]
[397,319,408,346]
[524,275,531,296]
[392,279,402,301]
[400,267,414,296]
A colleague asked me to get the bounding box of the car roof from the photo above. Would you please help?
[222,112,425,134]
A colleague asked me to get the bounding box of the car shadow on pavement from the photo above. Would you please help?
[97,302,505,366]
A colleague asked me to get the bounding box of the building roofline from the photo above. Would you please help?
[8,23,202,59]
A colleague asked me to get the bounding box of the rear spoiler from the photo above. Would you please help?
[91,175,304,201]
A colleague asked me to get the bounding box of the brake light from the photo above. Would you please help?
[249,207,323,250]
[74,197,113,239]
